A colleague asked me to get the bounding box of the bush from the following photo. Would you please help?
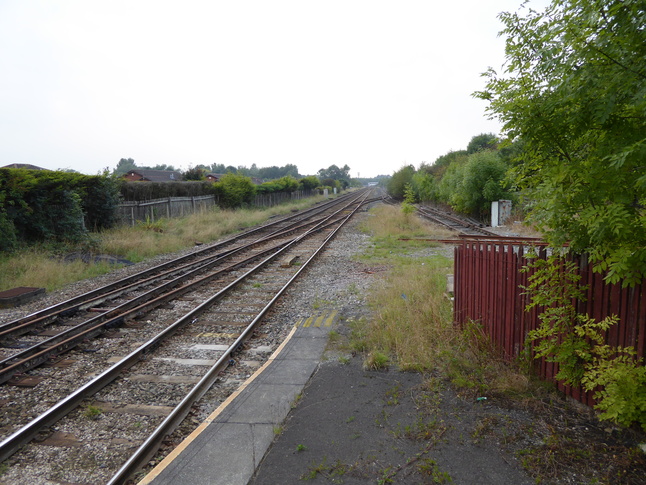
[299,176,320,191]
[256,176,300,194]
[212,173,256,208]
[0,210,17,251]
[387,165,415,199]
[0,169,122,247]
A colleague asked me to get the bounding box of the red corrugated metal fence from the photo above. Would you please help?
[453,236,646,407]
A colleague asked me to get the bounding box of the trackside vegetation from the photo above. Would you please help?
[472,0,646,432]
[352,205,645,482]
[387,133,517,222]
[0,168,121,251]
[0,194,329,292]
[354,205,532,394]
[476,0,646,286]
[384,0,646,437]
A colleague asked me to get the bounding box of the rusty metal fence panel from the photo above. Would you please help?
[454,238,646,406]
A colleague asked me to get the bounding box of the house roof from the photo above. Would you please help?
[1,163,47,170]
[125,169,183,182]
[206,173,226,179]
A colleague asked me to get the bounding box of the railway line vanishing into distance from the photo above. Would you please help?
[0,190,497,484]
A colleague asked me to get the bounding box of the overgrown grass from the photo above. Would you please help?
[0,196,328,292]
[0,250,119,292]
[355,205,531,398]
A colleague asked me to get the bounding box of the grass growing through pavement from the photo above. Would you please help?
[0,195,328,292]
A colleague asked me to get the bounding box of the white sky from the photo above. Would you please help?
[0,1,543,178]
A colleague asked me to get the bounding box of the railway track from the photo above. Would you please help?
[0,189,379,484]
[415,205,498,237]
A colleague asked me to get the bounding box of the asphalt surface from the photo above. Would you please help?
[141,311,536,485]
[248,348,535,484]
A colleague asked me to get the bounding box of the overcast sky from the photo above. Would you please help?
[0,1,545,178]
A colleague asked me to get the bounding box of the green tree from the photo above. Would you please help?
[113,158,137,176]
[183,166,206,181]
[466,133,499,154]
[387,165,415,200]
[475,0,646,285]
[317,164,351,189]
[298,175,320,191]
[458,151,512,219]
[212,173,256,208]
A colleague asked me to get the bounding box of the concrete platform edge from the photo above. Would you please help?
[138,321,331,485]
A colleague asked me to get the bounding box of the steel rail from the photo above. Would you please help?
[0,238,292,383]
[0,195,366,341]
[0,191,371,468]
[0,200,364,383]
[107,188,372,485]
[0,190,368,332]
[415,205,497,236]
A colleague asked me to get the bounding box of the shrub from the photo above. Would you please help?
[212,173,256,208]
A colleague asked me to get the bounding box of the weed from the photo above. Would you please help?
[346,416,356,423]
[312,297,332,310]
[417,458,452,483]
[0,463,8,476]
[302,457,348,481]
[471,416,498,443]
[364,350,389,370]
[252,282,262,288]
[378,466,395,484]
[296,444,307,452]
[137,216,165,233]
[338,355,350,365]
[347,282,360,295]
[385,384,401,405]
[84,405,102,420]
[273,425,284,436]
[291,393,303,409]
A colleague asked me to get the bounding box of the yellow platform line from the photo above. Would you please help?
[298,311,338,328]
[302,316,314,327]
[324,310,338,326]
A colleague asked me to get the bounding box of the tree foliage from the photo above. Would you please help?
[475,0,646,284]
[212,173,256,208]
[524,255,646,431]
[183,166,206,181]
[387,165,416,200]
[113,158,137,176]
[256,176,300,194]
[466,133,499,154]
[448,151,513,218]
[318,164,351,189]
[0,168,121,248]
[299,175,321,191]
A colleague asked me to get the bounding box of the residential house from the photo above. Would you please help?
[123,169,183,182]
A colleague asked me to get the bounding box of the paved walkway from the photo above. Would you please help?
[139,313,534,485]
